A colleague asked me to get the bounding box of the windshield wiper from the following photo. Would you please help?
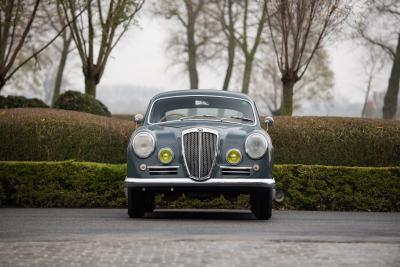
[229,116,253,122]
[179,114,253,123]
[180,115,222,121]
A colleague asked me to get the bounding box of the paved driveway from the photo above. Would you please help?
[0,209,399,266]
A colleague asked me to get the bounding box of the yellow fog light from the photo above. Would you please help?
[226,149,242,165]
[158,147,174,164]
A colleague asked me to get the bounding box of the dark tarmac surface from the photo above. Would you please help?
[0,209,399,266]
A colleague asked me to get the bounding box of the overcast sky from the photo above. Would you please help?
[2,2,392,116]
[95,6,390,116]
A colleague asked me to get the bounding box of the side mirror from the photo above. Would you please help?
[134,113,144,124]
[264,116,274,130]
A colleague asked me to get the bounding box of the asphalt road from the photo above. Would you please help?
[0,209,399,266]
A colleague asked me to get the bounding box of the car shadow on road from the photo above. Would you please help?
[143,209,258,220]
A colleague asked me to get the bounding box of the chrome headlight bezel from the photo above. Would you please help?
[245,133,268,159]
[132,132,155,158]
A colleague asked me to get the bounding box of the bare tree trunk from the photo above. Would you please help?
[222,38,235,90]
[382,34,400,119]
[62,0,144,98]
[52,36,73,106]
[361,74,373,118]
[242,57,253,94]
[85,74,97,97]
[280,80,295,116]
[221,0,235,91]
[0,78,5,91]
[187,20,199,89]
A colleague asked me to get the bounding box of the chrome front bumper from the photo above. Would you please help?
[124,177,275,189]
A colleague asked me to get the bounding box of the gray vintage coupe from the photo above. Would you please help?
[125,90,276,220]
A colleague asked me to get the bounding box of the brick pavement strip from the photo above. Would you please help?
[0,240,399,267]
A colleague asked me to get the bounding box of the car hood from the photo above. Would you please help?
[140,120,263,141]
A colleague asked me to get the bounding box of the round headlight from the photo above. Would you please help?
[226,149,242,165]
[245,133,268,159]
[158,147,174,164]
[132,132,155,158]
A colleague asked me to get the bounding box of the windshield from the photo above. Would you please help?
[148,96,256,124]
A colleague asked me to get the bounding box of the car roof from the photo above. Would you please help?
[151,89,253,102]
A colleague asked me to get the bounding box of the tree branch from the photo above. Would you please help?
[3,0,40,75]
[5,1,87,82]
[358,28,396,59]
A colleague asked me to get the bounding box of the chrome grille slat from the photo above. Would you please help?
[148,166,179,175]
[182,128,218,180]
[221,166,252,176]
[149,170,177,173]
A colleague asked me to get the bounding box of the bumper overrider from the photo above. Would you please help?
[124,177,275,193]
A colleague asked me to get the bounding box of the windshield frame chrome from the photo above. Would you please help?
[146,95,258,127]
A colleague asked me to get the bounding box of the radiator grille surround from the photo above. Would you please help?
[182,128,218,181]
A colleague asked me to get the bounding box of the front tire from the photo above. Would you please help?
[145,193,155,212]
[128,188,145,218]
[250,189,272,220]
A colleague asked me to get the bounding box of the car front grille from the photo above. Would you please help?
[182,128,218,180]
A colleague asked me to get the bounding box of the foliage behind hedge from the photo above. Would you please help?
[54,90,111,117]
[1,108,400,166]
[0,95,48,109]
[0,161,399,211]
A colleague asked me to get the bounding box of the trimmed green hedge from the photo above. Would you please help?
[266,116,400,167]
[0,181,4,207]
[0,108,135,163]
[1,109,399,166]
[1,161,399,211]
[0,161,126,208]
[275,164,400,211]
